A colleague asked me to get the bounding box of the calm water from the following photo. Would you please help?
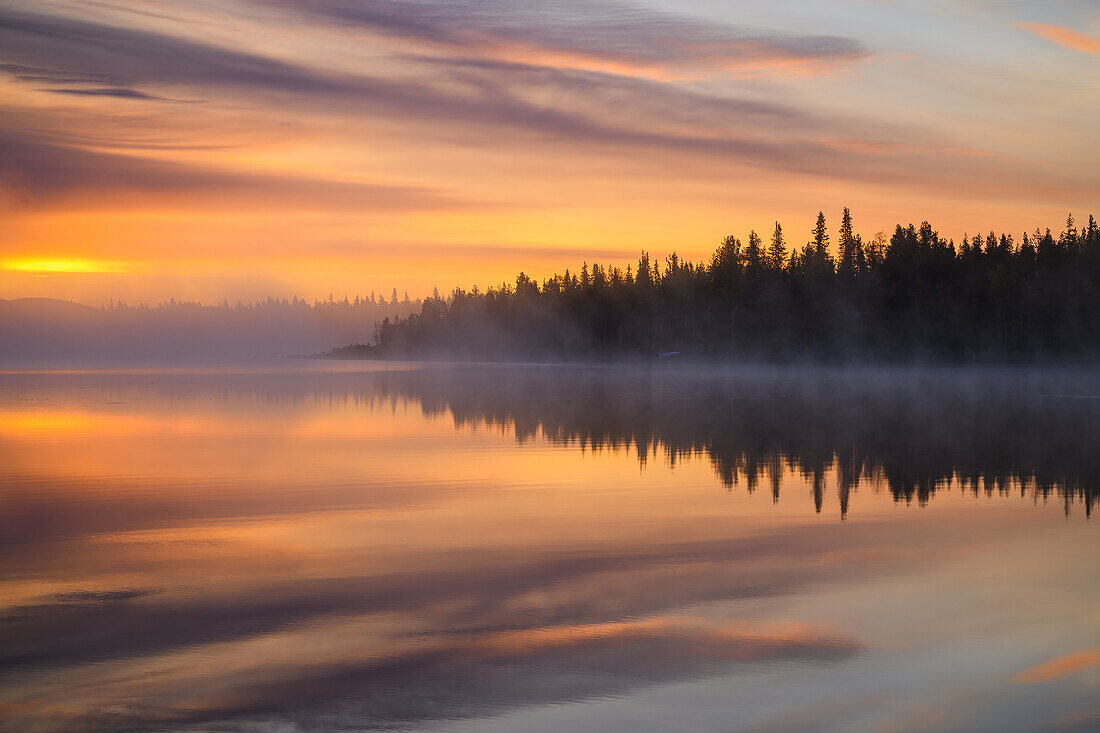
[1,363,1098,733]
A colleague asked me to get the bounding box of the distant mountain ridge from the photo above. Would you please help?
[0,297,97,314]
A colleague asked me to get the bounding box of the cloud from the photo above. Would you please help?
[0,132,465,211]
[0,9,828,161]
[0,62,114,85]
[0,9,366,96]
[40,87,171,101]
[0,8,855,201]
[1,4,1094,216]
[1013,648,1100,684]
[259,0,870,80]
[0,6,825,136]
[1017,23,1100,54]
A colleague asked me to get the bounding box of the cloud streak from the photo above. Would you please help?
[0,132,465,211]
[261,0,870,80]
[0,9,361,96]
[40,87,171,101]
[1018,22,1100,55]
[2,5,1091,212]
[1014,648,1100,684]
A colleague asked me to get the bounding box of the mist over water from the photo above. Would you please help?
[1,363,1097,733]
[0,297,419,365]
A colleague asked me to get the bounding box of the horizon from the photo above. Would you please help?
[2,1,1099,306]
[3,210,1093,308]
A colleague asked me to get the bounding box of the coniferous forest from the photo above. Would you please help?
[336,211,1100,362]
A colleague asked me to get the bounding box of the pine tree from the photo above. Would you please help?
[838,207,855,278]
[636,253,652,287]
[1061,213,1079,251]
[768,222,787,271]
[812,211,830,261]
[711,235,741,285]
[867,231,887,266]
[745,230,764,273]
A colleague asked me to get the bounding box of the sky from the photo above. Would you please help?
[1,0,1098,305]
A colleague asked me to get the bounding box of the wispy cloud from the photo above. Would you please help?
[261,0,870,80]
[1017,22,1100,55]
[39,87,170,101]
[0,132,466,211]
[1013,647,1100,684]
[0,9,361,95]
[3,7,1082,211]
[6,4,1095,206]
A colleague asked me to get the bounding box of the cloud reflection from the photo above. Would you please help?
[0,366,1097,732]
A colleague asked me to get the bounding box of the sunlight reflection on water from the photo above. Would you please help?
[0,364,1097,733]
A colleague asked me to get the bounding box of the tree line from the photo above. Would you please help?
[105,289,417,312]
[343,210,1100,362]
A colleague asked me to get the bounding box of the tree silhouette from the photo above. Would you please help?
[767,222,787,272]
[333,209,1100,364]
[838,207,858,279]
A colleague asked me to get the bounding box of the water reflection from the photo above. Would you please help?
[0,365,1097,733]
[367,365,1100,517]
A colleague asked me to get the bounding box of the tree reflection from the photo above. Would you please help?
[363,366,1100,518]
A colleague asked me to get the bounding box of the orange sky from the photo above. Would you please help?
[1,1,1099,305]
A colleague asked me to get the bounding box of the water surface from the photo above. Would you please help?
[1,364,1097,732]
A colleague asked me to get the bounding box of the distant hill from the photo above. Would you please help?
[0,297,418,365]
[0,297,98,317]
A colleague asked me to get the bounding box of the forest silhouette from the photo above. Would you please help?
[335,211,1100,362]
[362,365,1100,519]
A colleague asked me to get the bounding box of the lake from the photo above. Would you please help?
[1,363,1098,732]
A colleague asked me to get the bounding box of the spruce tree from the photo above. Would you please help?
[745,230,764,274]
[812,212,831,262]
[838,207,855,278]
[768,222,787,271]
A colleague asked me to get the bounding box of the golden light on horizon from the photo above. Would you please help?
[0,1,1097,306]
[2,257,132,275]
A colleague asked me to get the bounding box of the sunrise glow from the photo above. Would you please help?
[2,257,131,274]
[1,1,1097,306]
